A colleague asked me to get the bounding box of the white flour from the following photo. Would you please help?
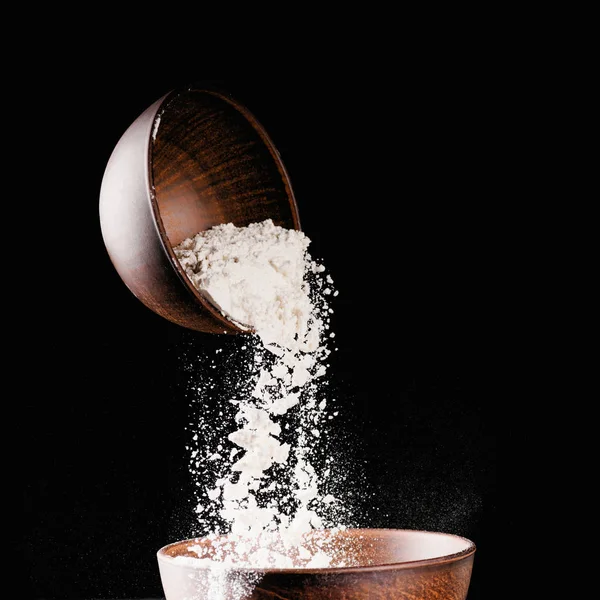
[175,220,323,351]
[173,219,349,582]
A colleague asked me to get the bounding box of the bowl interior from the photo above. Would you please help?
[150,88,300,248]
[158,528,475,571]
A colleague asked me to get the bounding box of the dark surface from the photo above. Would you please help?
[19,76,497,600]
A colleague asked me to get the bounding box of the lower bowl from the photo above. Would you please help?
[157,528,476,600]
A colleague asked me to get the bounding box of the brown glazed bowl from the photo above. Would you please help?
[157,528,476,600]
[99,86,301,334]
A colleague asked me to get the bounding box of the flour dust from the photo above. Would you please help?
[168,220,361,590]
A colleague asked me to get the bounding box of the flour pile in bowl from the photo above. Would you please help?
[172,219,353,577]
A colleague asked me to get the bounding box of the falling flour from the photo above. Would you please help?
[172,219,351,586]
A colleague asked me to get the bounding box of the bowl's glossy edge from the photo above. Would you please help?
[99,95,171,318]
[156,528,476,575]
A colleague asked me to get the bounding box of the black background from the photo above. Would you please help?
[20,76,497,599]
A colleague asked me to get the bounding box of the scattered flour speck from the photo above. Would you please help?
[173,220,354,592]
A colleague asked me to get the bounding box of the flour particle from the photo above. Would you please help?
[174,219,352,572]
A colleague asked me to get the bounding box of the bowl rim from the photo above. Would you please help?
[156,527,476,574]
[145,86,302,335]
